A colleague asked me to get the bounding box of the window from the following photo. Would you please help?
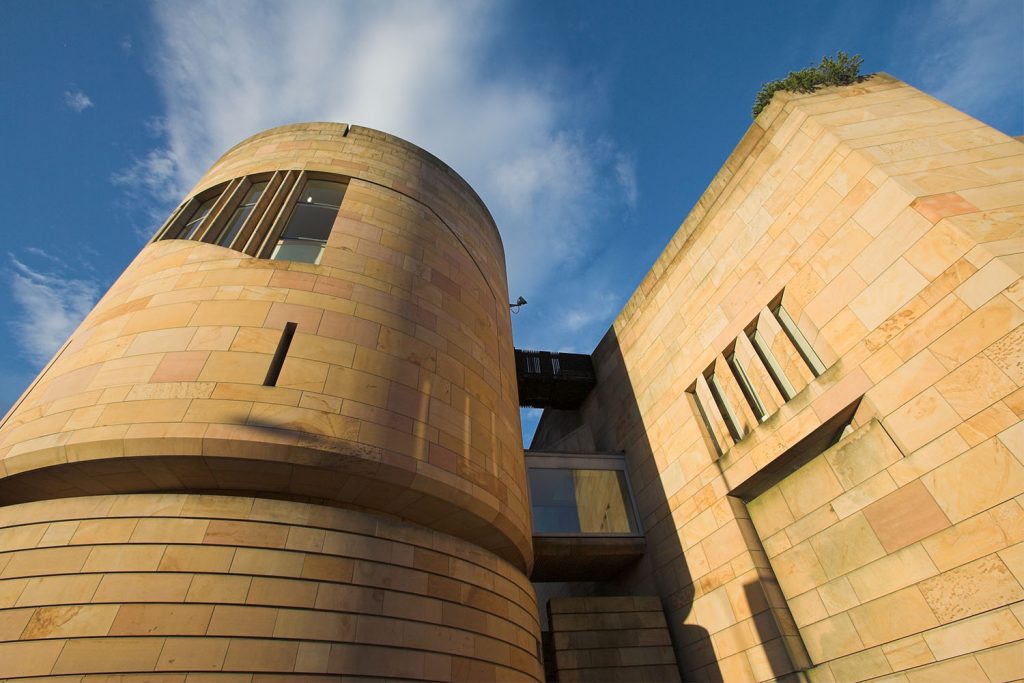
[271,179,347,264]
[749,327,797,401]
[217,181,267,248]
[774,303,827,376]
[706,367,745,441]
[526,453,641,535]
[177,195,218,240]
[728,350,768,422]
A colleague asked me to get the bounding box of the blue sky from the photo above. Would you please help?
[1,0,1021,442]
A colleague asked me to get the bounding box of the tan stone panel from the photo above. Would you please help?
[155,636,230,671]
[190,300,271,328]
[846,543,939,604]
[832,471,899,520]
[160,546,236,573]
[881,634,935,672]
[748,486,795,540]
[769,541,829,598]
[975,640,1024,683]
[0,640,67,677]
[921,437,1024,524]
[985,322,1024,385]
[866,349,947,416]
[14,574,100,607]
[109,604,215,636]
[930,294,1024,370]
[777,454,843,519]
[800,612,864,663]
[904,653,989,682]
[197,351,273,384]
[849,259,930,331]
[935,355,1017,419]
[51,636,166,674]
[883,387,962,454]
[124,328,197,357]
[828,647,893,682]
[185,574,251,604]
[92,573,193,602]
[847,586,940,648]
[809,513,887,580]
[918,554,1024,623]
[19,604,120,640]
[922,607,1024,661]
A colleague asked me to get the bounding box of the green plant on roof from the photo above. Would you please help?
[752,52,866,118]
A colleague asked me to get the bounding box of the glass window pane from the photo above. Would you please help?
[573,469,632,533]
[218,205,254,247]
[299,180,346,207]
[528,468,579,533]
[271,239,324,264]
[180,196,217,239]
[281,204,337,241]
[775,304,827,376]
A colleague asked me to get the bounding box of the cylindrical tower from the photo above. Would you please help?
[0,124,540,680]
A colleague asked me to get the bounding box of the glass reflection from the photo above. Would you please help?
[528,467,634,534]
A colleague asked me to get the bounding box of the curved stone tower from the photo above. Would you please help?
[0,124,541,681]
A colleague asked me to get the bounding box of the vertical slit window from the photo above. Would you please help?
[707,370,745,442]
[177,195,218,240]
[264,322,298,386]
[271,179,347,264]
[218,181,268,248]
[750,329,797,401]
[690,388,723,457]
[774,304,827,376]
[728,351,768,422]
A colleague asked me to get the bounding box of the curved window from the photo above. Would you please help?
[155,172,349,266]
[217,181,267,248]
[271,180,347,264]
[177,195,218,240]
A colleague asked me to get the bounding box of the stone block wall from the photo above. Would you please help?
[0,494,542,680]
[548,596,680,682]
[533,74,1024,681]
[0,124,540,679]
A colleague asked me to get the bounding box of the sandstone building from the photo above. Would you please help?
[0,74,1021,682]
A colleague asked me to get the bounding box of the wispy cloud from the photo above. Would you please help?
[63,88,94,113]
[899,0,1023,132]
[8,255,101,366]
[123,0,635,298]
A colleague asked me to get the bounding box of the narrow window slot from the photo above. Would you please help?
[750,329,797,401]
[728,351,768,422]
[707,370,745,442]
[264,322,298,386]
[774,304,827,376]
[689,389,723,457]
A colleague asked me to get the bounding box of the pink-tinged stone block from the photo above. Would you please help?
[911,192,980,224]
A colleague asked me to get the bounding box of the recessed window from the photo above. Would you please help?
[749,328,798,401]
[271,179,347,264]
[177,195,218,240]
[217,181,267,248]
[706,368,745,442]
[728,351,768,422]
[527,456,640,535]
[774,303,827,376]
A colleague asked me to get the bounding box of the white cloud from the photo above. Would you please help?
[63,88,94,112]
[127,0,636,298]
[8,255,101,366]
[900,0,1023,131]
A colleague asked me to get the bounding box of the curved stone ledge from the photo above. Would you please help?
[0,493,542,681]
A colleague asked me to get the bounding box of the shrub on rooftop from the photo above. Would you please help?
[752,52,866,118]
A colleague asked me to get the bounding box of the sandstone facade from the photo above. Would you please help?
[533,74,1024,682]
